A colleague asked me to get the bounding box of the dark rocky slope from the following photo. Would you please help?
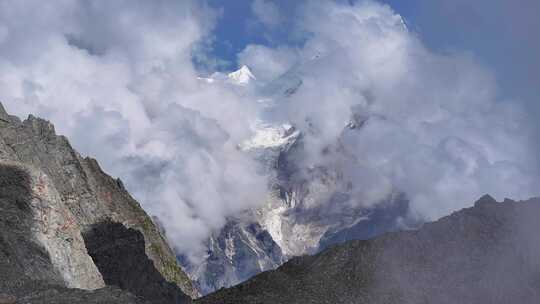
[0,164,153,304]
[2,284,151,304]
[84,222,190,303]
[0,103,196,303]
[198,195,540,304]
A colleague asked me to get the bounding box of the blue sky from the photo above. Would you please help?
[205,0,300,69]
[205,0,540,172]
[207,0,539,103]
[203,0,439,66]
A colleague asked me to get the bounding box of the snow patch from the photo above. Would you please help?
[196,77,216,84]
[240,123,300,151]
[224,236,235,262]
[259,205,287,249]
[228,65,256,85]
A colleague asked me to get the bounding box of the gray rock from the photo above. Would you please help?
[0,103,197,302]
[0,103,10,123]
[0,294,17,304]
[188,118,408,293]
[184,220,284,295]
[84,221,191,304]
[0,164,68,293]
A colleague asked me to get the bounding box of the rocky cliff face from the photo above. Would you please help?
[0,103,197,302]
[182,219,285,294]
[186,113,409,294]
[184,65,415,294]
[198,195,540,304]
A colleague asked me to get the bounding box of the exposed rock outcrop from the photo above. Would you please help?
[198,196,540,304]
[83,221,191,303]
[183,220,285,294]
[190,119,409,294]
[6,284,151,304]
[0,103,197,302]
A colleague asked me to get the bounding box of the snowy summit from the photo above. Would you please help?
[228,65,256,85]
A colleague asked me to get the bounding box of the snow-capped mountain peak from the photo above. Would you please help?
[228,65,256,85]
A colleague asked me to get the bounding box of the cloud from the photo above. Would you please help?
[238,45,298,82]
[251,0,282,28]
[239,0,539,220]
[408,0,540,172]
[0,0,267,258]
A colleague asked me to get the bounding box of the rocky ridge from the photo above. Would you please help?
[198,195,540,304]
[0,103,197,303]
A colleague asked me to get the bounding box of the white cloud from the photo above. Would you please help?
[0,0,267,258]
[252,0,282,28]
[239,0,539,220]
[238,45,298,82]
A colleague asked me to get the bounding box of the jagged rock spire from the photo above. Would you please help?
[0,102,10,123]
[475,194,498,207]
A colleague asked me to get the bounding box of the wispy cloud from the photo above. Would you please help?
[241,0,539,220]
[251,0,282,28]
[0,0,266,259]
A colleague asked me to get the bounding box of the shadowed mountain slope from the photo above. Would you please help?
[198,195,540,304]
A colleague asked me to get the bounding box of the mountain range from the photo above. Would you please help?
[0,102,539,303]
[198,195,540,304]
[184,65,414,294]
[0,103,195,303]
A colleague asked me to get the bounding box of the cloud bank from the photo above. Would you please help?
[0,0,267,258]
[243,0,539,220]
[0,0,537,259]
[251,0,282,28]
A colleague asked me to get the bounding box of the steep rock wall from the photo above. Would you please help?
[0,102,197,300]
